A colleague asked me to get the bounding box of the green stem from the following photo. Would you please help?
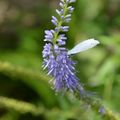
[79,95,120,120]
[0,96,78,119]
[53,1,68,44]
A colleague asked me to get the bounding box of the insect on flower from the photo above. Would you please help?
[68,39,100,55]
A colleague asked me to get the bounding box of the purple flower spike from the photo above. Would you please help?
[42,1,104,119]
[42,0,82,93]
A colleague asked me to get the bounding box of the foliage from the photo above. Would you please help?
[0,0,120,120]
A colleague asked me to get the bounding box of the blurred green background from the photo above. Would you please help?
[0,0,120,120]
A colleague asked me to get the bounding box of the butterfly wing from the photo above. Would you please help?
[68,39,100,55]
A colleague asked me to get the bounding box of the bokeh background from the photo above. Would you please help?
[0,0,120,120]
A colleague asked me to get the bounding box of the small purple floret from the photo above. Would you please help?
[99,106,106,116]
[61,26,69,32]
[44,30,53,41]
[51,16,58,26]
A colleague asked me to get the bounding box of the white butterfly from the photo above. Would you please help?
[68,38,100,55]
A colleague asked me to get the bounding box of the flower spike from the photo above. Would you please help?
[42,0,99,94]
